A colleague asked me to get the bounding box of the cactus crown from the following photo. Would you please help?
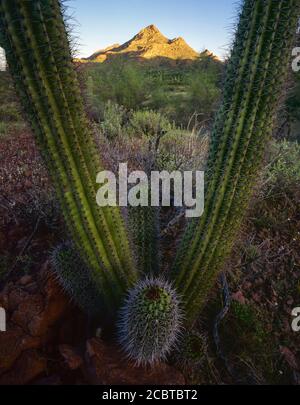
[117,277,183,366]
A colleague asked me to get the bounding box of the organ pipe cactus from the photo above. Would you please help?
[172,0,300,323]
[0,0,137,312]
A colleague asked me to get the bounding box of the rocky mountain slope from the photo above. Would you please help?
[84,25,204,63]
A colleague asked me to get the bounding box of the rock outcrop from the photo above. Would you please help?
[84,25,201,63]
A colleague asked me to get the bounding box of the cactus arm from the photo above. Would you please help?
[128,206,160,275]
[44,0,136,284]
[172,0,299,323]
[0,0,138,309]
[172,0,263,287]
[183,0,281,288]
[185,0,296,320]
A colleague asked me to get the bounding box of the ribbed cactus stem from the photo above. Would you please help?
[0,0,137,310]
[172,0,300,323]
[128,205,160,275]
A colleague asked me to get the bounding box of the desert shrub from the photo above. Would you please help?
[262,140,300,194]
[0,121,7,137]
[231,302,269,346]
[85,60,151,117]
[0,121,27,139]
[99,101,127,139]
[128,110,173,138]
[0,102,21,122]
[185,70,221,122]
[0,73,26,138]
[84,55,223,127]
[157,130,209,171]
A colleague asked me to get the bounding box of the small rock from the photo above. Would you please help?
[59,344,83,370]
[19,275,33,286]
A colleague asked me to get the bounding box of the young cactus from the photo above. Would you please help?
[117,277,183,366]
[0,0,138,311]
[50,242,103,316]
[172,0,300,323]
[175,331,207,371]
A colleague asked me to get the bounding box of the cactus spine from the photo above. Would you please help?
[175,331,207,370]
[172,0,300,323]
[117,277,183,366]
[51,242,104,316]
[0,0,138,311]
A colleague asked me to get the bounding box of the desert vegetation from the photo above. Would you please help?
[0,0,299,385]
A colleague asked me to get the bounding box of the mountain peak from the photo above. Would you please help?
[85,25,202,64]
[140,24,161,34]
[133,24,167,44]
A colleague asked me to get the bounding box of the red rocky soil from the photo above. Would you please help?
[0,264,185,385]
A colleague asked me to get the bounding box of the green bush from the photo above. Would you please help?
[128,110,173,138]
[157,130,209,171]
[0,101,21,122]
[187,70,221,120]
[0,121,27,138]
[0,121,7,137]
[264,140,300,188]
[85,61,151,116]
[100,101,127,139]
[84,56,223,127]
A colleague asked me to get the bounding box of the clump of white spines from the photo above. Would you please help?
[50,241,103,316]
[117,277,183,366]
[175,331,207,370]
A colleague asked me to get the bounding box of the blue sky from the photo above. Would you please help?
[70,0,238,59]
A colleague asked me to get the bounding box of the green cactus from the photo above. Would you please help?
[51,242,104,316]
[117,277,183,366]
[0,0,137,311]
[128,205,160,275]
[172,0,300,323]
[175,331,207,370]
[0,0,299,365]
